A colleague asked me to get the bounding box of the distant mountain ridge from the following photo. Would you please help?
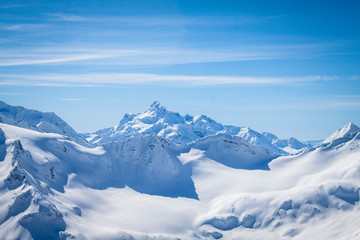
[1,100,351,156]
[84,101,309,155]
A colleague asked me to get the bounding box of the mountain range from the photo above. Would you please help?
[82,101,310,155]
[0,100,359,240]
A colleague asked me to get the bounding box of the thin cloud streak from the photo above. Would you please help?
[0,44,330,67]
[0,4,23,9]
[47,13,279,26]
[0,73,336,86]
[48,13,90,22]
[335,102,360,107]
[0,23,50,31]
[0,54,108,66]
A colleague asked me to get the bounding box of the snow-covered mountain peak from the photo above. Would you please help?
[343,122,360,133]
[149,100,166,111]
[133,101,170,125]
[84,102,311,154]
[143,101,168,118]
[87,102,225,145]
[323,122,360,144]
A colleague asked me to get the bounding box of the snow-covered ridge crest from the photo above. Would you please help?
[323,122,360,144]
[86,101,308,155]
[0,100,89,147]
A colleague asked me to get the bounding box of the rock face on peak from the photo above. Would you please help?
[85,101,308,155]
[0,101,89,146]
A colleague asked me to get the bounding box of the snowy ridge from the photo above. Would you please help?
[86,101,308,155]
[191,133,278,170]
[0,101,89,147]
[323,122,360,144]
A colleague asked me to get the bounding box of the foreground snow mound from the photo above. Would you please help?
[85,101,308,155]
[0,101,89,147]
[195,124,360,239]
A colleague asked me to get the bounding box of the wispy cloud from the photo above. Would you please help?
[0,4,23,9]
[46,13,279,26]
[335,102,360,107]
[47,13,91,22]
[334,94,360,98]
[0,73,336,87]
[0,24,50,31]
[0,54,108,66]
[0,44,331,67]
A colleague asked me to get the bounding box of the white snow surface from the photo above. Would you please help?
[85,101,308,155]
[1,120,360,240]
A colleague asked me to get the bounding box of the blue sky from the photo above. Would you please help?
[0,0,359,140]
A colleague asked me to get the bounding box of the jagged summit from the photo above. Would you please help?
[344,122,360,132]
[149,101,167,111]
[323,122,360,144]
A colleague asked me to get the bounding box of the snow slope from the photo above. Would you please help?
[85,101,308,155]
[0,101,89,147]
[0,121,360,239]
[181,123,360,239]
[0,122,277,239]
